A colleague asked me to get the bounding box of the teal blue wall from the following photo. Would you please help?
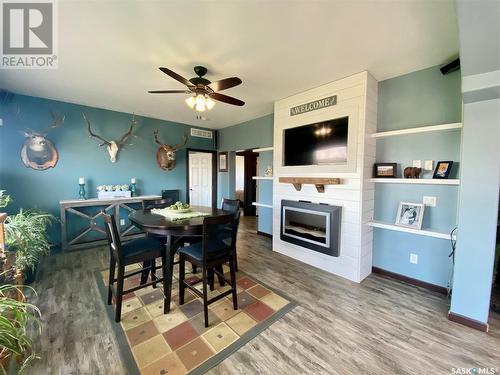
[450,99,500,324]
[0,93,215,245]
[449,0,500,325]
[373,66,462,287]
[218,115,273,151]
[217,115,273,234]
[217,151,236,205]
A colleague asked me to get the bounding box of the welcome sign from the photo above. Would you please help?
[290,95,337,116]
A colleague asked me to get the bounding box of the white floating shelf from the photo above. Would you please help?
[252,202,273,209]
[370,178,460,185]
[370,122,462,139]
[253,147,274,153]
[253,176,273,180]
[368,220,455,240]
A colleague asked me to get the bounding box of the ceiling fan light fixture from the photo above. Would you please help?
[195,94,207,112]
[152,66,242,110]
[185,95,196,109]
[206,97,215,110]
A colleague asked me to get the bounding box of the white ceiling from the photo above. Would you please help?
[0,0,459,129]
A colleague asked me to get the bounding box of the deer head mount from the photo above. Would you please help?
[20,110,64,170]
[82,112,136,163]
[153,130,188,171]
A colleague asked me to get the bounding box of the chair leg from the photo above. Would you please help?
[151,259,157,288]
[234,248,238,272]
[229,258,238,310]
[107,255,116,305]
[202,267,209,328]
[209,268,215,291]
[141,260,150,285]
[215,265,225,287]
[115,265,125,322]
[179,254,186,305]
[161,251,168,313]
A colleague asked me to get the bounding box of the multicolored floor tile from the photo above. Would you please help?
[99,265,294,374]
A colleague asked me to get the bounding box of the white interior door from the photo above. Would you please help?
[189,152,213,207]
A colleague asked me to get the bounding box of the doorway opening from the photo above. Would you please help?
[186,149,217,208]
[235,150,258,216]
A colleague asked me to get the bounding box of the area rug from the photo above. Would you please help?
[95,261,296,375]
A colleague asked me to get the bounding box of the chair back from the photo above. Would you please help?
[221,198,240,213]
[103,212,122,260]
[202,213,238,262]
[142,198,172,211]
[161,189,180,204]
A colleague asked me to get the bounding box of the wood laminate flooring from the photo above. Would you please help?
[27,216,500,374]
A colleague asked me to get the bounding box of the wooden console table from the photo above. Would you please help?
[60,195,160,252]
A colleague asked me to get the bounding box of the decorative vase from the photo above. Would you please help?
[130,182,137,197]
[78,183,86,200]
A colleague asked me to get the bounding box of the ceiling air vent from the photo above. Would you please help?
[190,128,213,139]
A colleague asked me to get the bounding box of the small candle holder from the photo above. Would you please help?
[130,178,137,197]
[78,183,86,200]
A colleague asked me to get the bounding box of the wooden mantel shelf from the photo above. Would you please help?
[278,177,341,193]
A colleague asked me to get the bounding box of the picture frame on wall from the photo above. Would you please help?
[395,202,425,229]
[218,152,228,172]
[373,163,397,178]
[433,161,453,179]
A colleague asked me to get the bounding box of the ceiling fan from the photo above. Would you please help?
[148,66,245,112]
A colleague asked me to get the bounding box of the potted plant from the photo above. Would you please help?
[0,191,10,210]
[0,283,41,374]
[0,191,12,284]
[0,190,56,284]
[4,210,55,284]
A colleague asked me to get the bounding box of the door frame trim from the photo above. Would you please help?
[236,150,258,216]
[186,149,218,208]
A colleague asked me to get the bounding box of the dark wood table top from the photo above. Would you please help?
[129,206,228,236]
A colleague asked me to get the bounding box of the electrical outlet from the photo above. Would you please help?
[424,160,434,171]
[412,160,421,168]
[423,196,437,207]
[120,219,126,226]
[410,253,418,264]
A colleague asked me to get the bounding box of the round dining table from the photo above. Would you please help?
[128,206,228,313]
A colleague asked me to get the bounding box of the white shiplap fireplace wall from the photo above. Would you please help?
[272,72,377,282]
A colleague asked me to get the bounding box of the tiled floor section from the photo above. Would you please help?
[101,263,292,374]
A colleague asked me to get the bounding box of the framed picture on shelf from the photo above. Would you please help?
[433,161,453,179]
[373,163,397,178]
[218,152,228,172]
[395,202,425,229]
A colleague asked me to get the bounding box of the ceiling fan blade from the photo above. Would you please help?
[158,67,194,87]
[209,92,245,106]
[148,90,191,94]
[207,77,242,92]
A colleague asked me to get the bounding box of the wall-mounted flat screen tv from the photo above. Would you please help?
[283,116,349,166]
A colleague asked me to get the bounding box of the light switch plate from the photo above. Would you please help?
[120,219,126,226]
[412,160,422,168]
[410,253,418,264]
[424,160,434,171]
[423,196,437,207]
